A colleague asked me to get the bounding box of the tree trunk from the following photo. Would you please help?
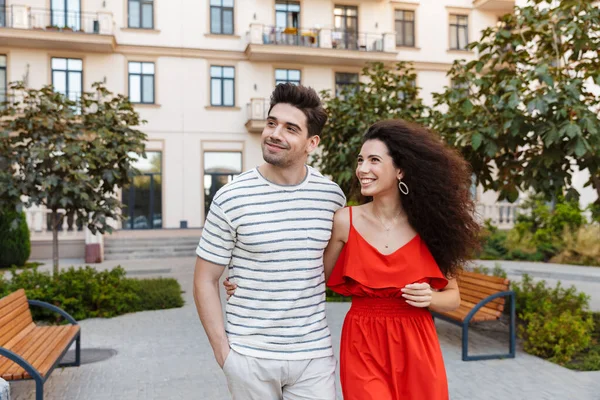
[593,176,600,206]
[51,209,61,276]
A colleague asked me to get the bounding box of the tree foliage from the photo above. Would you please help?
[314,62,428,200]
[0,82,147,273]
[429,0,600,206]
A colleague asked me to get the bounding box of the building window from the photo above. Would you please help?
[210,0,234,35]
[275,1,300,30]
[451,79,469,90]
[335,72,358,98]
[210,66,235,107]
[122,151,162,230]
[398,78,416,101]
[469,173,478,201]
[275,69,300,86]
[449,14,468,50]
[129,0,153,29]
[128,62,155,104]
[51,57,82,102]
[204,151,242,216]
[395,10,415,47]
[333,5,358,50]
[51,0,81,30]
[0,55,6,106]
[0,0,6,28]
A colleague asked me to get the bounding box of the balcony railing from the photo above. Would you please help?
[245,98,270,133]
[248,23,396,53]
[25,205,85,239]
[0,5,113,35]
[247,98,269,121]
[476,201,521,229]
[261,26,320,47]
[331,30,385,52]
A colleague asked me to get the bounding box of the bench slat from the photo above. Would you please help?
[459,288,505,308]
[22,326,71,379]
[0,306,34,347]
[1,327,61,380]
[434,271,511,324]
[458,275,509,292]
[2,326,79,380]
[29,326,79,379]
[0,291,30,323]
[0,290,27,317]
[0,326,49,379]
[459,299,502,318]
[460,292,504,312]
[460,271,509,285]
[458,282,508,299]
[443,305,500,322]
[1,324,36,352]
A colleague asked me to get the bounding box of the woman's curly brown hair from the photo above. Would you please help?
[362,119,481,278]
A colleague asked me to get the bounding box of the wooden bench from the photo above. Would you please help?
[0,289,81,400]
[431,270,516,361]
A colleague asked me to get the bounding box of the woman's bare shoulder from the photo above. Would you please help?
[332,207,351,241]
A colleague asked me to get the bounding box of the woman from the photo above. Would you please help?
[225,119,480,399]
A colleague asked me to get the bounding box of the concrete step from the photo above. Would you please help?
[104,237,199,247]
[105,245,196,254]
[103,235,201,260]
[104,242,198,251]
[104,250,196,260]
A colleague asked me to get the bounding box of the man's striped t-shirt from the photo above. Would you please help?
[196,165,346,360]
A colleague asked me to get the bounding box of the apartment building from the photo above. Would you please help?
[2,0,592,259]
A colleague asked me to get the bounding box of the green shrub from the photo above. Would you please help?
[326,288,351,302]
[0,207,31,268]
[469,262,508,279]
[550,224,600,266]
[512,274,594,364]
[566,312,600,371]
[0,266,184,322]
[477,220,509,260]
[512,274,590,317]
[512,196,585,261]
[130,278,184,310]
[520,307,593,364]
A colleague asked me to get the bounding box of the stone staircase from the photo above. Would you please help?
[103,234,200,260]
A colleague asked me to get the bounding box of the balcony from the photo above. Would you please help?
[245,24,397,66]
[0,5,115,53]
[245,98,270,134]
[473,0,515,13]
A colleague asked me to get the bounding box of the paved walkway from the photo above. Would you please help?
[477,260,600,311]
[7,257,600,399]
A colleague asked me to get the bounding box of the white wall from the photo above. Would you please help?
[3,0,597,228]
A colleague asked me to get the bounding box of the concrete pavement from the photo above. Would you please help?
[6,257,600,399]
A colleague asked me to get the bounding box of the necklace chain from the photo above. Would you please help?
[373,208,402,232]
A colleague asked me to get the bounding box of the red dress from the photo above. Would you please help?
[327,207,449,400]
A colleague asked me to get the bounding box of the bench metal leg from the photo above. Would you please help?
[59,332,81,368]
[35,376,44,400]
[462,293,517,361]
[75,332,81,367]
[462,322,470,361]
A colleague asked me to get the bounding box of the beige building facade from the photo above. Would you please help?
[0,0,595,258]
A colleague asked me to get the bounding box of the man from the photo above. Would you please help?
[193,83,345,400]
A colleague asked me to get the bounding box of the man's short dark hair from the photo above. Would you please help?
[268,83,328,137]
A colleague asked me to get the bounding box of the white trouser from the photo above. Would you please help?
[222,349,337,400]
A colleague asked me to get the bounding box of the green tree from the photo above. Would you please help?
[0,82,147,274]
[429,0,600,208]
[314,62,428,200]
[0,207,31,268]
